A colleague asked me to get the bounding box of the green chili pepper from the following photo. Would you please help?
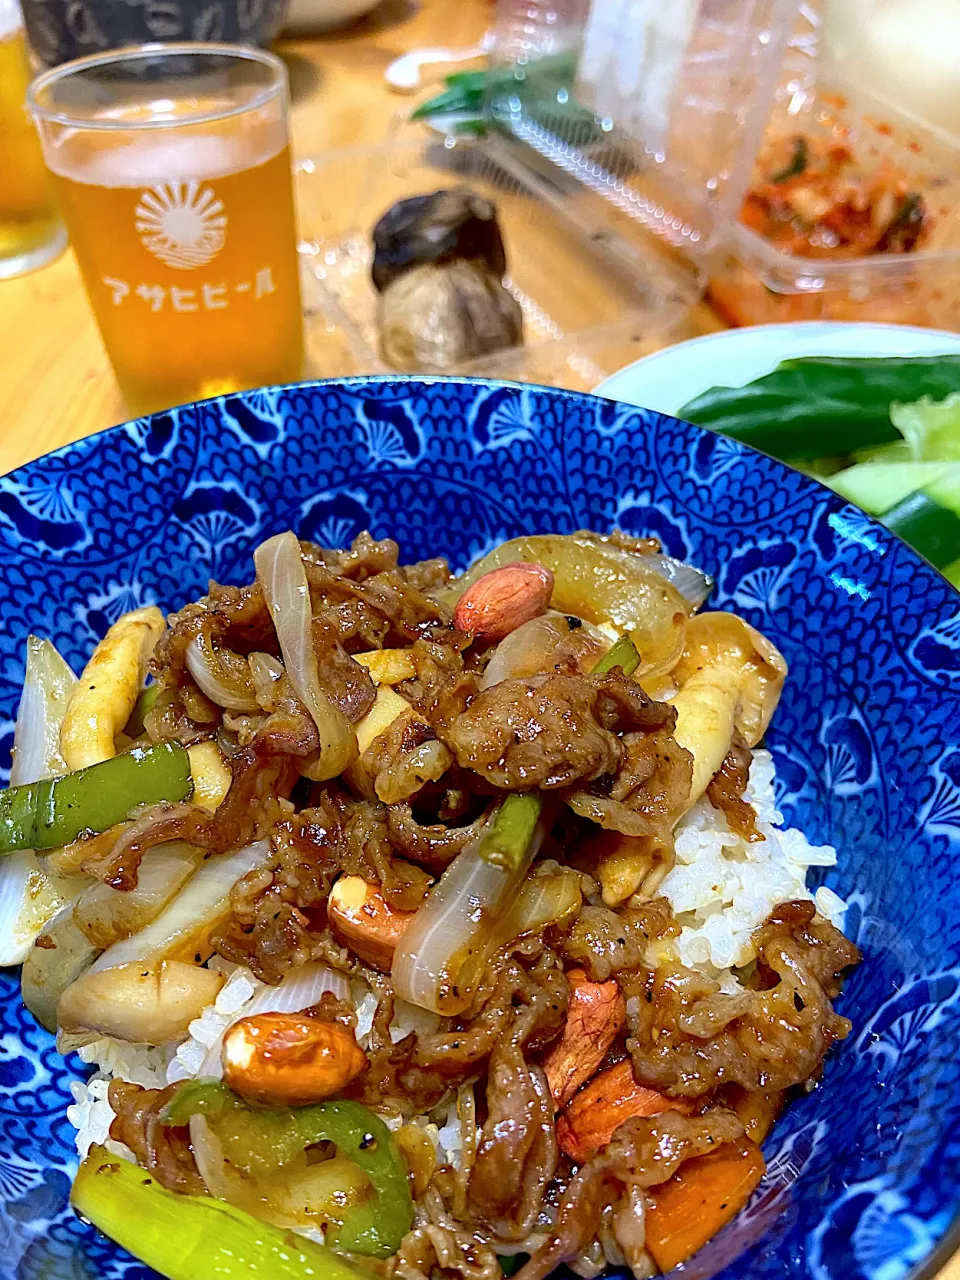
[591,634,641,677]
[161,1081,413,1258]
[770,136,808,183]
[678,356,960,461]
[0,741,192,855]
[72,1144,367,1280]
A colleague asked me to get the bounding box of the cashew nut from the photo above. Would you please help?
[60,606,166,771]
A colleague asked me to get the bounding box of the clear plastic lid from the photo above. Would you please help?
[489,0,800,259]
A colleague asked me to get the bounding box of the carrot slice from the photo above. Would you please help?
[645,1139,766,1272]
[556,1059,688,1163]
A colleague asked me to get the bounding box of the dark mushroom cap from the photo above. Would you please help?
[371,187,508,293]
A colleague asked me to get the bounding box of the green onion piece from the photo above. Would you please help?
[477,792,543,873]
[71,1144,368,1280]
[0,741,193,856]
[592,634,641,677]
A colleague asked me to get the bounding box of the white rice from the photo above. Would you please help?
[66,748,846,1165]
[660,750,846,977]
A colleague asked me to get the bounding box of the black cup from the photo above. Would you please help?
[21,0,290,67]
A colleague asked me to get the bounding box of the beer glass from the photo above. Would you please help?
[28,44,304,415]
[0,1,65,278]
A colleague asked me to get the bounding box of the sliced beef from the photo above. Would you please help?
[624,901,861,1097]
[512,1108,745,1280]
[706,731,761,842]
[557,901,679,981]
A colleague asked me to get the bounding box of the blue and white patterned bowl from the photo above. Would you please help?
[1,377,958,1280]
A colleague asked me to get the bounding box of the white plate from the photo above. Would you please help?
[593,321,960,417]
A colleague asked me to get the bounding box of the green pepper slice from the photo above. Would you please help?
[0,741,193,855]
[162,1081,413,1258]
[72,1144,368,1280]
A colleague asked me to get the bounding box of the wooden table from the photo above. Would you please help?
[0,0,722,476]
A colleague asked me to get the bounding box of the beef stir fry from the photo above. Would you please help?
[10,529,860,1279]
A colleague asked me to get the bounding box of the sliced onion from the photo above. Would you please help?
[392,803,554,1016]
[0,851,87,967]
[452,868,582,1002]
[186,635,259,712]
[190,1115,239,1202]
[1,638,81,965]
[11,635,77,786]
[198,962,351,1077]
[642,553,714,611]
[21,841,207,1026]
[189,1116,244,1203]
[249,651,284,710]
[254,532,357,779]
[73,841,204,951]
[20,902,99,1032]
[480,613,606,691]
[90,841,270,974]
[497,869,582,942]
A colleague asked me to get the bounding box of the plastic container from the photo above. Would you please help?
[708,4,960,330]
[294,130,701,389]
[486,0,960,333]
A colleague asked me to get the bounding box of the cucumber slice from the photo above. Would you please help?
[882,470,960,569]
[828,462,955,514]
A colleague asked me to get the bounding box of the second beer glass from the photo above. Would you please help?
[29,45,304,415]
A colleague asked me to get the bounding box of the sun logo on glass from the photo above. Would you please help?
[135,181,227,270]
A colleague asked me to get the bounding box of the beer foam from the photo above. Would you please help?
[47,129,282,187]
[0,0,23,40]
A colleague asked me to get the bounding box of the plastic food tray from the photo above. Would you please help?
[707,6,960,329]
[294,130,702,390]
[486,0,960,332]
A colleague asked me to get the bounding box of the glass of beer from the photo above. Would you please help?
[0,1,65,278]
[28,44,304,415]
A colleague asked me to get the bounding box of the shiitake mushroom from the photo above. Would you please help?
[371,187,523,371]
